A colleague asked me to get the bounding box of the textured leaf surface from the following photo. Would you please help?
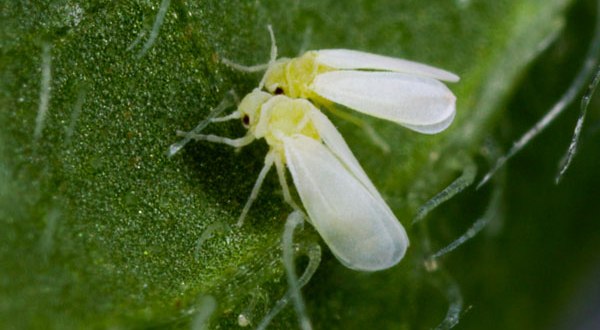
[2,0,598,329]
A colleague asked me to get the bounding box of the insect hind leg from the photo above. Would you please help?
[326,106,391,153]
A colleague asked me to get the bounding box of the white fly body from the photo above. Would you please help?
[260,47,459,134]
[173,90,408,271]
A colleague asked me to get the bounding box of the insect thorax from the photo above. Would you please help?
[261,97,320,159]
[264,51,331,99]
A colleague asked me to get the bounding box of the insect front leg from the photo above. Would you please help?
[168,90,240,156]
[221,25,279,90]
[179,132,254,149]
[209,110,241,123]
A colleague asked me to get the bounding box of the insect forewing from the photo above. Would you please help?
[307,109,380,197]
[311,71,456,134]
[284,134,408,271]
[316,49,459,82]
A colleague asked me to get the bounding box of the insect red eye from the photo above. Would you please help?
[274,87,284,95]
[242,115,250,126]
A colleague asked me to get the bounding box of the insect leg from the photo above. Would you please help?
[326,106,391,153]
[274,152,301,212]
[210,110,241,122]
[167,90,238,156]
[237,152,276,226]
[221,59,271,73]
[178,133,254,148]
[222,24,279,74]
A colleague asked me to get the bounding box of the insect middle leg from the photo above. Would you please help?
[274,155,301,212]
[237,152,276,226]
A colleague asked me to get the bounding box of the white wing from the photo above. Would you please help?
[284,134,408,271]
[316,49,459,82]
[311,71,456,134]
[306,108,380,197]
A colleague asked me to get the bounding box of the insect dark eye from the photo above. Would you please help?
[242,114,250,126]
[274,87,284,95]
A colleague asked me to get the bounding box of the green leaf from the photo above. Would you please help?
[2,0,594,329]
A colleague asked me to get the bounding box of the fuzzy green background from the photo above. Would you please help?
[1,0,599,329]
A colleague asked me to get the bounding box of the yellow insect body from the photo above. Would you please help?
[242,91,320,158]
[263,51,331,99]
